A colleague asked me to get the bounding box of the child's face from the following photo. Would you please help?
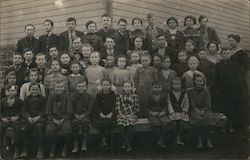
[25,25,35,37]
[152,84,162,93]
[106,56,115,67]
[35,55,46,66]
[178,52,187,63]
[188,60,198,70]
[51,61,60,72]
[168,20,177,29]
[148,17,155,26]
[43,22,53,32]
[208,43,217,54]
[198,51,207,60]
[153,56,161,67]
[117,57,126,69]
[5,86,16,98]
[24,51,34,61]
[102,81,111,93]
[105,38,115,49]
[7,75,16,85]
[185,18,194,27]
[66,21,76,31]
[102,17,111,28]
[118,21,127,32]
[200,18,208,28]
[13,55,23,65]
[172,79,182,91]
[185,42,194,52]
[157,36,166,48]
[130,52,140,63]
[30,85,40,96]
[134,37,143,49]
[76,82,87,94]
[89,52,100,65]
[133,19,142,30]
[71,63,80,74]
[194,76,204,89]
[82,46,92,58]
[72,38,82,50]
[161,58,171,69]
[29,72,38,83]
[60,54,71,65]
[123,82,132,94]
[221,50,230,60]
[54,83,65,95]
[141,56,150,67]
[87,23,96,33]
[49,47,59,59]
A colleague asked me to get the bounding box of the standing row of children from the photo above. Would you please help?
[1,13,249,159]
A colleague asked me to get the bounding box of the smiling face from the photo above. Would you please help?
[168,19,177,29]
[60,54,71,65]
[71,63,80,74]
[123,82,132,94]
[118,21,127,32]
[29,71,38,83]
[13,55,23,65]
[30,84,40,96]
[76,82,87,94]
[134,37,143,49]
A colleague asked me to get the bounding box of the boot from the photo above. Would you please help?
[20,143,27,158]
[126,139,132,152]
[61,144,67,157]
[81,139,87,151]
[121,140,127,150]
[72,141,79,153]
[49,144,56,158]
[206,137,213,149]
[100,137,108,147]
[36,146,44,159]
[175,135,184,146]
[197,136,203,149]
[157,137,167,148]
[13,147,20,159]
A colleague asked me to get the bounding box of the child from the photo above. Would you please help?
[152,54,162,73]
[46,46,60,68]
[110,55,132,94]
[60,53,71,76]
[116,81,139,152]
[19,69,46,100]
[135,54,157,117]
[68,62,86,95]
[188,73,214,149]
[182,56,205,90]
[22,48,37,70]
[35,52,50,84]
[44,60,68,95]
[71,80,93,153]
[100,37,120,60]
[185,39,196,57]
[168,77,189,145]
[69,37,83,61]
[164,17,184,51]
[207,41,222,64]
[172,51,189,77]
[1,72,17,99]
[81,21,104,51]
[0,85,23,159]
[104,55,116,79]
[85,51,106,97]
[127,52,142,84]
[22,83,47,158]
[79,43,93,70]
[93,79,116,149]
[127,37,149,58]
[158,56,177,95]
[147,81,168,148]
[96,14,116,42]
[45,82,72,157]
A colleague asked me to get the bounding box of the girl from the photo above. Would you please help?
[116,81,139,152]
[68,62,86,95]
[1,71,17,99]
[158,56,177,95]
[172,51,189,78]
[206,41,222,64]
[147,81,168,148]
[22,83,47,158]
[127,52,142,85]
[168,77,189,145]
[93,79,116,150]
[71,80,93,153]
[110,55,132,94]
[152,54,162,73]
[69,37,83,61]
[127,37,149,58]
[188,73,214,149]
[79,43,93,70]
[60,53,71,76]
[135,54,157,117]
[185,39,196,57]
[164,17,184,51]
[182,56,205,90]
[19,69,46,100]
[84,51,106,97]
[104,55,116,79]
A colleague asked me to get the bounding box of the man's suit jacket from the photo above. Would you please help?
[58,30,84,52]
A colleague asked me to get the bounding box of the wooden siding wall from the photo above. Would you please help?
[112,0,250,50]
[0,0,106,47]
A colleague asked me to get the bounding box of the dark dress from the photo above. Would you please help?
[112,30,130,55]
[164,29,184,51]
[172,62,189,78]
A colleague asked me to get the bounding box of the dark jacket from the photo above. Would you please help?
[16,36,39,54]
[96,28,116,42]
[38,33,59,55]
[58,30,84,52]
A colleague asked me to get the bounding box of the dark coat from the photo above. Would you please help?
[58,30,84,52]
[38,33,59,55]
[16,36,39,54]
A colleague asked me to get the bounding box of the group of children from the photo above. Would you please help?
[1,13,249,159]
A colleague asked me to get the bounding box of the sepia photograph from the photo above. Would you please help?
[0,0,249,159]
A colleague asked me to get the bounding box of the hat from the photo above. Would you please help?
[199,15,208,23]
[184,15,196,26]
[147,13,155,19]
[167,17,178,26]
[228,34,241,42]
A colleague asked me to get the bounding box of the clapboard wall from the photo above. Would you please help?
[113,0,250,50]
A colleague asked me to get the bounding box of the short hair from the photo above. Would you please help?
[48,45,58,51]
[29,82,41,91]
[153,53,163,61]
[86,20,96,28]
[5,84,16,91]
[102,13,111,18]
[162,55,171,62]
[29,68,38,76]
[82,43,93,50]
[122,81,133,87]
[118,18,127,24]
[101,78,111,85]
[178,50,187,56]
[171,77,182,89]
[188,56,199,65]
[25,24,35,30]
[156,34,165,39]
[70,61,80,68]
[207,41,219,50]
[147,13,155,19]
[13,53,23,59]
[198,15,208,23]
[132,17,143,25]
[105,37,115,42]
[198,48,207,53]
[35,52,46,58]
[228,34,241,43]
[77,79,88,86]
[43,19,54,27]
[167,17,178,26]
[184,15,196,26]
[23,48,33,54]
[140,54,151,61]
[116,55,128,66]
[72,36,82,42]
[66,17,76,24]
[185,39,194,45]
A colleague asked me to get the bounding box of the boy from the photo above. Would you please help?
[16,24,39,54]
[59,17,84,52]
[71,80,93,152]
[69,37,83,61]
[112,18,130,55]
[96,14,116,42]
[35,53,50,84]
[45,82,71,157]
[81,21,104,51]
[38,19,59,55]
[60,53,71,76]
[46,46,60,68]
[22,48,37,69]
[99,37,121,60]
